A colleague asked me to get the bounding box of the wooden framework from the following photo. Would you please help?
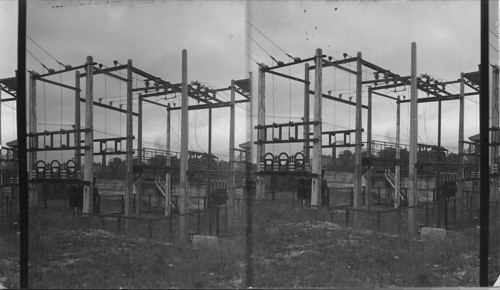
[254,42,491,236]
[21,51,250,231]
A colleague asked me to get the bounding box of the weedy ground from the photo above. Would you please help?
[0,202,499,288]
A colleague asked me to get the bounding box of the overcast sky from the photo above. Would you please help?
[247,1,498,156]
[0,0,499,163]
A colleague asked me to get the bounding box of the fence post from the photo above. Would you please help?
[148,218,153,241]
[117,217,121,234]
[224,205,228,234]
[444,199,448,230]
[208,206,213,235]
[272,191,275,200]
[378,187,381,205]
[397,207,402,235]
[148,195,151,212]
[425,202,429,227]
[169,215,174,243]
[121,195,124,214]
[376,211,381,232]
[216,206,220,237]
[350,188,354,206]
[197,210,201,234]
[345,208,350,227]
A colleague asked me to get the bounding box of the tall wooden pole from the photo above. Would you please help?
[311,48,323,206]
[366,86,372,209]
[248,71,253,165]
[353,52,363,210]
[74,71,81,169]
[457,73,465,214]
[0,83,2,216]
[303,63,310,162]
[83,56,94,214]
[437,100,442,210]
[165,104,171,216]
[16,3,27,284]
[28,73,37,207]
[228,79,236,229]
[408,43,418,236]
[395,96,401,208]
[137,94,143,217]
[479,1,490,285]
[490,66,499,203]
[256,66,266,200]
[125,59,134,217]
[207,107,212,209]
[179,49,189,242]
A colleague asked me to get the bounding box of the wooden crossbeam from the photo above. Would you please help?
[371,90,399,101]
[27,146,90,152]
[142,98,170,108]
[266,55,319,71]
[255,138,318,145]
[37,77,81,91]
[310,90,369,109]
[27,128,90,137]
[255,121,319,129]
[397,92,478,104]
[309,57,357,72]
[264,69,310,84]
[168,99,249,111]
[35,64,87,78]
[80,97,139,116]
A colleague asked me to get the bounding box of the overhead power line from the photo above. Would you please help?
[27,35,65,67]
[246,21,294,59]
[246,32,279,64]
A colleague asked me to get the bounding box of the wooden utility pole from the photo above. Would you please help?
[457,73,465,219]
[137,94,143,217]
[395,96,401,208]
[165,104,171,216]
[366,86,372,209]
[479,2,490,284]
[179,49,189,242]
[311,48,323,206]
[437,99,442,220]
[408,43,418,236]
[256,66,266,200]
[303,63,310,162]
[228,79,236,229]
[490,66,499,203]
[28,73,37,207]
[0,84,2,216]
[207,107,212,209]
[353,52,363,210]
[125,59,134,218]
[207,107,212,233]
[83,56,94,214]
[75,71,81,169]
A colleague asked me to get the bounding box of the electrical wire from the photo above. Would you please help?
[246,21,294,59]
[27,35,65,67]
[246,32,279,64]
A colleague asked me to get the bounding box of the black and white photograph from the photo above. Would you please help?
[0,0,499,288]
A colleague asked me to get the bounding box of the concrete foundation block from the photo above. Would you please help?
[192,235,218,247]
[420,227,446,239]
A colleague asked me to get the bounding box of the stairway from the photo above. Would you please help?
[155,176,176,211]
[384,169,407,206]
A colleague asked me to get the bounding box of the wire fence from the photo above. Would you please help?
[3,192,499,241]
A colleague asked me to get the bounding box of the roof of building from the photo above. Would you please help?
[469,134,480,142]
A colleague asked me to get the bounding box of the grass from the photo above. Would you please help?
[0,223,20,289]
[249,202,481,288]
[1,200,498,288]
